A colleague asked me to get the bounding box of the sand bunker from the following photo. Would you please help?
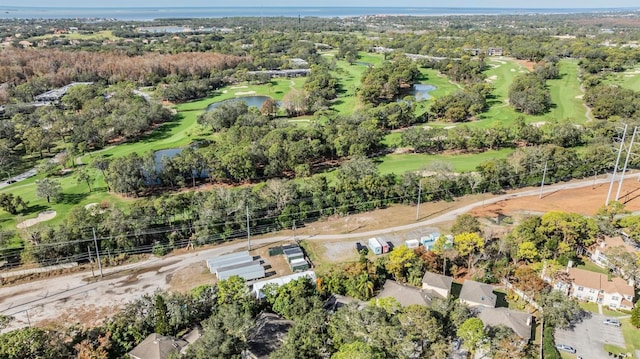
[486,75,498,82]
[235,91,256,96]
[17,211,57,229]
[230,85,248,89]
[84,203,98,210]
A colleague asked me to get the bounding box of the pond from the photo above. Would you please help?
[151,148,208,179]
[406,84,437,101]
[206,95,273,111]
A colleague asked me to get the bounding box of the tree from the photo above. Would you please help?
[0,327,71,359]
[0,193,28,214]
[385,245,417,283]
[217,276,255,313]
[456,318,486,353]
[540,290,583,329]
[35,178,62,203]
[75,167,93,192]
[331,342,385,359]
[516,241,539,263]
[631,300,640,328]
[454,232,485,270]
[260,98,279,118]
[451,214,481,235]
[184,303,252,359]
[155,294,170,335]
[92,157,111,191]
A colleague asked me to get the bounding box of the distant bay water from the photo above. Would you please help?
[0,6,637,21]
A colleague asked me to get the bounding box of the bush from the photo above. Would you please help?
[152,243,170,257]
[542,325,561,359]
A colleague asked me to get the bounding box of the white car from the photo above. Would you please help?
[556,344,577,354]
[603,318,622,327]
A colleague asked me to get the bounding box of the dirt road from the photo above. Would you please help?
[0,173,637,332]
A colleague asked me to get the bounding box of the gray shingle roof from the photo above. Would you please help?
[422,271,453,291]
[128,333,188,359]
[477,307,533,341]
[459,280,496,308]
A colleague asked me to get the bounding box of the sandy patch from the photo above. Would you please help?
[444,125,457,130]
[493,60,507,65]
[222,90,228,94]
[575,95,584,99]
[510,69,516,72]
[230,85,248,89]
[394,147,414,154]
[84,203,98,210]
[17,211,56,229]
[235,91,256,96]
[486,75,498,82]
[531,121,546,128]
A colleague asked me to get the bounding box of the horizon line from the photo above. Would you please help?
[2,5,639,10]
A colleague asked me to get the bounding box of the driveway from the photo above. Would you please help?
[555,314,626,358]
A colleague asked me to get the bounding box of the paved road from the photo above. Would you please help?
[0,174,634,331]
[555,314,626,358]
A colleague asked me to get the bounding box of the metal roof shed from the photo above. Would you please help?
[217,261,265,281]
[206,251,252,273]
[283,248,304,263]
[290,258,310,272]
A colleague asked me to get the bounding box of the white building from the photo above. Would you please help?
[565,267,634,310]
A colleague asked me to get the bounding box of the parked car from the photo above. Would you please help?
[555,344,576,354]
[603,318,622,327]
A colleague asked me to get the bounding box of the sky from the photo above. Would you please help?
[3,1,640,9]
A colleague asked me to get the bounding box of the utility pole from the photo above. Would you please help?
[292,220,297,242]
[606,124,628,205]
[92,227,103,278]
[539,161,547,199]
[246,205,251,251]
[415,180,422,221]
[87,245,94,277]
[616,126,638,202]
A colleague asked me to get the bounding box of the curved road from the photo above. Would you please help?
[0,173,628,331]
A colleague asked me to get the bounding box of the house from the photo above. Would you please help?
[486,47,503,56]
[477,307,533,342]
[374,279,444,307]
[128,333,188,359]
[565,267,634,310]
[459,280,496,308]
[422,271,453,298]
[242,312,293,359]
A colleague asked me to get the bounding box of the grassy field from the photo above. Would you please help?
[471,58,587,128]
[376,148,514,175]
[604,66,640,92]
[28,30,117,41]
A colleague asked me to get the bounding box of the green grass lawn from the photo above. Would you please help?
[0,167,129,229]
[472,58,587,129]
[376,148,514,175]
[620,318,640,353]
[29,30,117,41]
[604,66,640,92]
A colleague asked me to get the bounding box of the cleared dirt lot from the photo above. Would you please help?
[471,178,640,219]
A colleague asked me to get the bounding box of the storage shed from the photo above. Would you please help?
[405,239,420,249]
[206,251,252,274]
[283,247,304,263]
[290,258,310,272]
[377,238,390,253]
[368,237,383,255]
[216,261,265,281]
